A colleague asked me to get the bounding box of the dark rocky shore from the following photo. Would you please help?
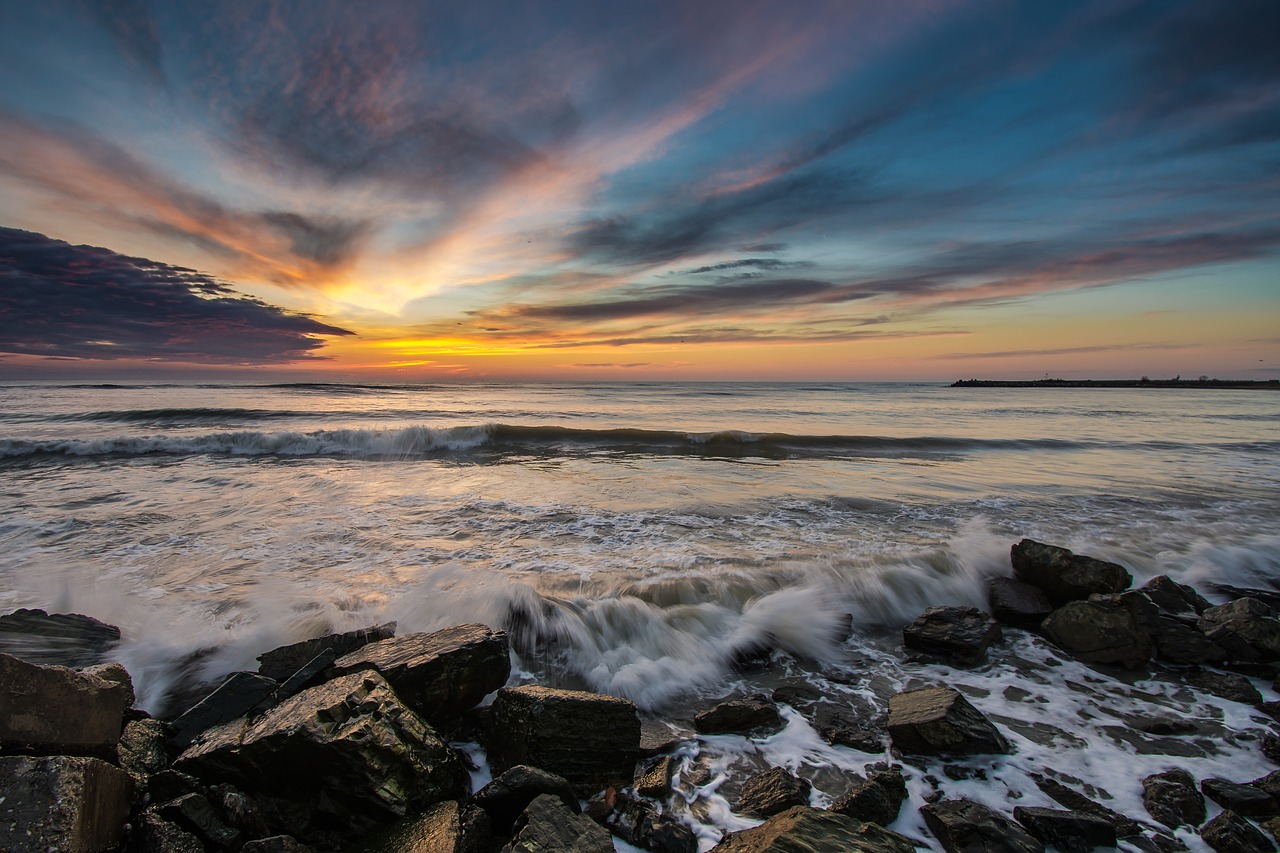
[951,379,1279,389]
[4,539,1280,852]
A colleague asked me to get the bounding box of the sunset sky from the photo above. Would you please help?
[1,0,1277,381]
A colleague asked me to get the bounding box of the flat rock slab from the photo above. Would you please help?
[0,652,134,756]
[1200,810,1275,853]
[332,623,510,725]
[0,755,134,853]
[258,622,396,681]
[1011,540,1132,605]
[168,670,279,749]
[988,578,1053,628]
[903,606,1002,664]
[1185,669,1264,705]
[488,684,640,798]
[1013,806,1117,852]
[1041,599,1152,668]
[887,686,1009,756]
[0,608,121,668]
[712,806,915,852]
[1202,778,1280,818]
[923,799,1045,853]
[504,794,613,853]
[694,697,784,736]
[737,766,811,817]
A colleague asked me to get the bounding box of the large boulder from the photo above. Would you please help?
[635,755,676,799]
[1141,576,1212,619]
[504,794,614,853]
[712,806,915,852]
[1041,599,1152,668]
[1198,599,1280,663]
[258,622,397,680]
[922,799,1044,853]
[1011,540,1131,605]
[903,606,1002,664]
[0,653,133,756]
[1185,669,1264,705]
[601,791,699,853]
[471,765,579,835]
[887,686,1009,756]
[987,578,1053,628]
[168,671,280,749]
[487,685,640,798]
[175,670,466,838]
[694,697,784,736]
[737,767,811,817]
[1200,810,1274,853]
[1142,768,1205,829]
[1202,778,1280,819]
[0,608,121,667]
[1012,806,1116,853]
[0,755,133,853]
[332,624,510,725]
[829,768,907,827]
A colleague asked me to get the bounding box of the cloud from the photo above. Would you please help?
[929,342,1191,360]
[0,227,352,363]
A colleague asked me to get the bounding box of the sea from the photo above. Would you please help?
[2,380,1278,850]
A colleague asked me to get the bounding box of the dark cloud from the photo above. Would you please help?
[510,278,840,323]
[677,258,811,275]
[0,227,352,363]
[77,0,165,83]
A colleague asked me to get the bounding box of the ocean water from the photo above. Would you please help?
[3,380,1279,850]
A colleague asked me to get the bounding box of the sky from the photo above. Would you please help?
[0,0,1277,381]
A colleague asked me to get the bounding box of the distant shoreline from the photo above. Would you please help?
[952,378,1279,389]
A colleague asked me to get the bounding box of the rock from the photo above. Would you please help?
[359,800,489,853]
[257,622,397,680]
[1151,619,1227,665]
[118,718,171,787]
[241,837,314,853]
[887,686,1009,756]
[147,768,204,804]
[0,608,121,667]
[1202,778,1280,818]
[168,670,280,749]
[635,755,676,798]
[1199,598,1280,663]
[156,792,242,849]
[639,720,684,757]
[1142,768,1205,829]
[1184,669,1264,705]
[471,765,580,835]
[903,606,1002,664]
[605,791,699,853]
[134,811,205,852]
[0,652,134,756]
[1011,539,1132,605]
[1041,599,1152,668]
[694,697,784,736]
[210,783,272,840]
[503,794,614,853]
[712,805,915,852]
[811,706,886,752]
[1013,806,1117,852]
[176,670,466,838]
[737,766,811,817]
[987,578,1054,628]
[488,684,641,797]
[1255,771,1280,800]
[1265,818,1280,844]
[1264,733,1280,763]
[772,684,824,710]
[829,769,907,826]
[1030,775,1143,839]
[0,755,133,853]
[922,799,1045,853]
[1200,810,1275,853]
[1141,576,1212,618]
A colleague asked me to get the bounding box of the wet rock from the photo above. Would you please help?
[694,696,784,737]
[988,578,1054,628]
[0,608,121,668]
[210,783,272,840]
[241,837,314,853]
[887,686,1009,756]
[1202,777,1280,818]
[1151,619,1227,665]
[1141,576,1212,619]
[1013,806,1117,852]
[118,718,171,787]
[472,765,580,835]
[1200,809,1275,853]
[1131,716,1197,736]
[257,622,396,680]
[0,652,134,756]
[176,670,466,837]
[332,624,510,726]
[811,706,886,752]
[504,793,614,853]
[1184,668,1264,705]
[1265,818,1280,845]
[168,670,280,749]
[712,805,915,852]
[1255,771,1280,800]
[829,769,907,826]
[134,811,205,852]
[488,684,641,797]
[922,798,1045,853]
[903,606,1002,664]
[1011,539,1132,605]
[1264,733,1280,763]
[605,791,699,853]
[639,720,684,757]
[148,768,204,804]
[359,800,489,853]
[1142,768,1205,829]
[1199,598,1280,663]
[1041,599,1152,668]
[1030,775,1144,838]
[156,792,242,849]
[635,755,676,799]
[0,755,134,853]
[737,766,812,817]
[772,684,824,710]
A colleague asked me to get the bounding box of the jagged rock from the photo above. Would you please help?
[987,578,1053,628]
[1151,619,1227,665]
[635,755,676,798]
[168,671,280,749]
[118,718,171,788]
[503,794,613,853]
[639,720,684,757]
[176,670,465,838]
[903,606,1002,664]
[1264,818,1280,844]
[1011,539,1132,605]
[134,811,205,852]
[1142,768,1205,829]
[210,783,272,840]
[1264,733,1280,763]
[1200,599,1280,663]
[0,608,121,667]
[1041,599,1152,668]
[695,696,784,736]
[811,706,886,752]
[0,755,134,853]
[604,791,698,853]
[922,799,1044,853]
[148,769,204,804]
[331,624,510,726]
[1142,577,1212,619]
[1202,778,1280,818]
[156,792,242,849]
[257,622,396,680]
[887,686,1009,756]
[359,800,489,853]
[1013,806,1116,852]
[712,805,915,852]
[488,684,640,797]
[772,684,824,710]
[1255,771,1280,799]
[1200,810,1275,853]
[737,767,811,817]
[241,837,314,853]
[1184,669,1264,705]
[0,652,134,756]
[1030,775,1143,838]
[472,765,579,834]
[829,769,907,826]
